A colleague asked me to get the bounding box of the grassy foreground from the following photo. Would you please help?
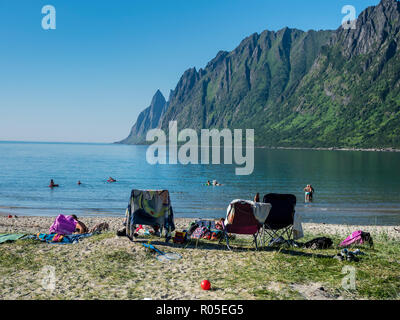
[0,230,399,300]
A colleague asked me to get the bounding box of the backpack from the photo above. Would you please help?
[304,237,333,249]
[49,214,77,235]
[340,231,373,247]
[173,231,187,244]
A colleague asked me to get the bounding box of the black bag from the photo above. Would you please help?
[303,237,333,249]
[361,232,374,247]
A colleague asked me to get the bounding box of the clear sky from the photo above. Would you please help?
[0,0,379,143]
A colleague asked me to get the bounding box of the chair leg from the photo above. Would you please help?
[225,231,232,251]
[253,234,258,251]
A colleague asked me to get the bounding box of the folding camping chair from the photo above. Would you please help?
[262,194,296,246]
[124,189,175,242]
[219,200,263,251]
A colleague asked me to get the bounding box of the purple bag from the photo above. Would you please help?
[339,230,365,247]
[49,214,77,235]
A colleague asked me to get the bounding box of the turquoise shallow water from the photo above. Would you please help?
[0,141,400,225]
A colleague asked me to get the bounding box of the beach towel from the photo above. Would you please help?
[252,202,272,224]
[225,199,272,229]
[33,232,93,244]
[49,214,77,235]
[0,233,27,244]
[226,200,272,225]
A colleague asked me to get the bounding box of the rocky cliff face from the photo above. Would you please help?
[120,0,400,148]
[331,0,400,58]
[118,90,166,144]
[278,0,400,147]
[160,28,333,133]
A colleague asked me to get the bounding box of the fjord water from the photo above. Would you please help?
[0,141,399,225]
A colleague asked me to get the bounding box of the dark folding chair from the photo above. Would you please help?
[262,194,297,246]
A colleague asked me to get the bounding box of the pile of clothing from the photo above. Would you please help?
[187,220,225,242]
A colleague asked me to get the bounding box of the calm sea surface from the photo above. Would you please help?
[0,141,399,225]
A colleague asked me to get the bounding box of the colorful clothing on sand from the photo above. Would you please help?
[33,232,93,244]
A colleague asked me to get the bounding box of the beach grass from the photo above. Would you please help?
[1,228,399,300]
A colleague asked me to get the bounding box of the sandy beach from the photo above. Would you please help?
[1,215,399,300]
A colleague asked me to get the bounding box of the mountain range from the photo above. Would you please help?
[119,0,400,148]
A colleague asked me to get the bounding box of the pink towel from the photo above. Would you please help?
[49,214,77,235]
[339,230,364,247]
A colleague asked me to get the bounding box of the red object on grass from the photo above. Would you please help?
[201,280,211,291]
[135,225,144,233]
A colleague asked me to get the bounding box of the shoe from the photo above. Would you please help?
[116,228,126,237]
[333,253,344,261]
[346,252,359,262]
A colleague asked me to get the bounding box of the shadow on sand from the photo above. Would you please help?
[130,237,334,259]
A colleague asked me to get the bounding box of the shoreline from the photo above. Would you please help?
[3,140,400,153]
[114,141,400,153]
[259,146,400,153]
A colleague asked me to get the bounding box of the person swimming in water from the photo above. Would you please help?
[107,177,116,183]
[304,184,315,202]
[49,179,59,188]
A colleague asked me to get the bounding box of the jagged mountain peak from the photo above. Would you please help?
[117,89,167,144]
[333,0,400,57]
[150,89,166,108]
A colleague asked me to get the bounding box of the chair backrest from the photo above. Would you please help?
[225,201,261,235]
[263,194,296,230]
[125,189,175,239]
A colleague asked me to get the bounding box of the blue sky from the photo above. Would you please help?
[0,0,379,143]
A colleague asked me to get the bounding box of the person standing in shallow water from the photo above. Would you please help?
[304,184,315,202]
